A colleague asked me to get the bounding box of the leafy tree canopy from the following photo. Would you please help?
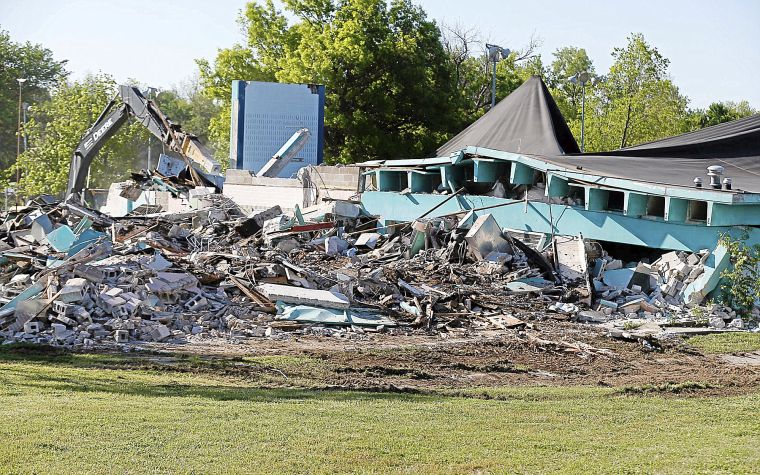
[695,100,757,128]
[552,34,691,152]
[0,28,68,169]
[199,0,460,163]
[5,74,149,197]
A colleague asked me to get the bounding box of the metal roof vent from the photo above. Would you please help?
[693,177,703,188]
[707,165,724,189]
[723,177,732,191]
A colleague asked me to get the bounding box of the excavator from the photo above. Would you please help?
[66,85,222,202]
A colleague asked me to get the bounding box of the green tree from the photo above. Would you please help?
[5,74,149,197]
[154,75,220,150]
[0,28,68,170]
[696,101,756,128]
[141,77,221,171]
[440,24,542,127]
[719,233,760,316]
[578,33,689,152]
[546,47,595,121]
[199,0,459,163]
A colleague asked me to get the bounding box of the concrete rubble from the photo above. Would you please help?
[0,192,756,350]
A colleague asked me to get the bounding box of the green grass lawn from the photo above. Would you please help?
[688,332,760,354]
[0,348,757,474]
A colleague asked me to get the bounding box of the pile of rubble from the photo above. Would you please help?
[582,248,752,335]
[0,191,755,349]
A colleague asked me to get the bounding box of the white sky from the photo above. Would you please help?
[2,0,759,108]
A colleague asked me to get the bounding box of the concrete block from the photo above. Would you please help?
[59,278,88,303]
[114,329,129,343]
[150,324,172,341]
[184,294,209,311]
[325,237,349,255]
[464,214,512,261]
[355,233,380,249]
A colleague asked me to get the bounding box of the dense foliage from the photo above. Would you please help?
[5,74,149,196]
[1,7,757,192]
[719,233,760,317]
[0,29,67,170]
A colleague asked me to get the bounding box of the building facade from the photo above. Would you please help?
[230,81,325,178]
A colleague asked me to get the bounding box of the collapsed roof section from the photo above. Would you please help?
[546,114,760,193]
[432,72,759,193]
[437,75,580,157]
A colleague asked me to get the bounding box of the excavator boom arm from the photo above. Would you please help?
[67,85,220,199]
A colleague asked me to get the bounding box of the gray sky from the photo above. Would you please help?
[2,0,758,108]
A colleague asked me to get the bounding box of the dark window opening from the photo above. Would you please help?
[607,191,625,212]
[688,200,708,222]
[567,185,585,207]
[646,196,665,217]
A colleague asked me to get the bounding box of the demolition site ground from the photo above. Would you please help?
[0,327,759,474]
[2,197,760,472]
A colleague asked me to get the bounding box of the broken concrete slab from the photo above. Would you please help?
[256,283,350,309]
[464,214,512,261]
[276,304,395,327]
[355,232,380,249]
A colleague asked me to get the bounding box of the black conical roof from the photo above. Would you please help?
[437,75,580,157]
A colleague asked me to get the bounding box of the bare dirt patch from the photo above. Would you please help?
[112,320,760,397]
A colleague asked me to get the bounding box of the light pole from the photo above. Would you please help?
[485,44,510,108]
[569,72,590,152]
[146,87,158,170]
[22,103,30,151]
[16,78,27,203]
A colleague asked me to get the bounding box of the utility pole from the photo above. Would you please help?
[491,60,497,109]
[581,81,586,152]
[569,72,590,152]
[22,103,29,151]
[485,44,510,109]
[16,78,27,205]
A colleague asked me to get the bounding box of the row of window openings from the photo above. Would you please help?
[566,185,707,221]
[371,164,709,223]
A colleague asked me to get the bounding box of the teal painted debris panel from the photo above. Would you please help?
[68,229,106,257]
[46,226,76,253]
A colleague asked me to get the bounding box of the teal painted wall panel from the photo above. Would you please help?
[509,162,533,185]
[361,191,760,252]
[709,202,760,226]
[625,192,648,217]
[666,197,688,222]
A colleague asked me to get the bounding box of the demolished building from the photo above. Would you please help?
[0,77,757,351]
[356,76,760,302]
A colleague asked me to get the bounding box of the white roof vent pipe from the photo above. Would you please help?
[707,165,724,189]
[723,177,732,190]
[693,177,703,188]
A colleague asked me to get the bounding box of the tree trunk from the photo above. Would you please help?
[620,100,632,148]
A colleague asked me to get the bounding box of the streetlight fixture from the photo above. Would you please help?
[568,72,591,152]
[485,43,510,108]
